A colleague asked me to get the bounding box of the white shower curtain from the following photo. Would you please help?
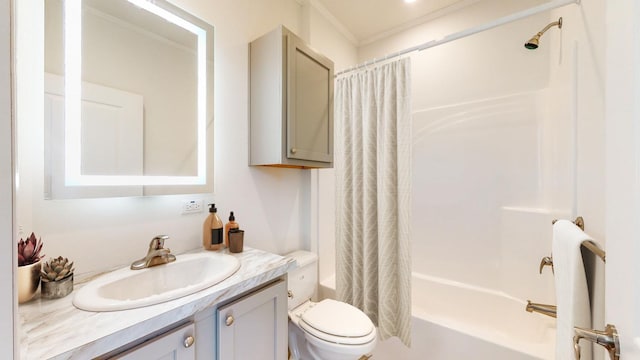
[335,58,412,346]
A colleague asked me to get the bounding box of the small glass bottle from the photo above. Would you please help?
[224,211,239,248]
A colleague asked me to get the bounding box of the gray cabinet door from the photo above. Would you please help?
[217,280,287,360]
[286,34,334,164]
[110,323,196,360]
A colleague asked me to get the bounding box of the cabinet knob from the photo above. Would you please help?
[183,335,195,348]
[287,290,294,299]
[290,148,297,154]
[225,314,234,326]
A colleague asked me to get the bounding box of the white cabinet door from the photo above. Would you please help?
[110,323,196,360]
[217,279,287,360]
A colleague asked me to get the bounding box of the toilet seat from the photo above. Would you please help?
[298,299,376,345]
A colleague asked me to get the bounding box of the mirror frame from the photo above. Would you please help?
[64,0,210,186]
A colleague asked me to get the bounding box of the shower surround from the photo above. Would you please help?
[320,0,607,357]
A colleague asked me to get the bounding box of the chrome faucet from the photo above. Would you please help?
[525,300,557,318]
[130,235,176,270]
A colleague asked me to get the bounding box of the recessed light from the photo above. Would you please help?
[404,0,417,3]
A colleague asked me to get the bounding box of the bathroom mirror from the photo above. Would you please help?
[44,0,214,197]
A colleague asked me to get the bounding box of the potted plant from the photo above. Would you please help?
[17,233,44,303]
[40,256,74,299]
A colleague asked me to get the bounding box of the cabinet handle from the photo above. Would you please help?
[290,148,297,154]
[225,314,234,326]
[183,335,195,348]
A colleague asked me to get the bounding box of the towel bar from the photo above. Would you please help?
[552,216,585,231]
[582,240,606,263]
[551,216,606,262]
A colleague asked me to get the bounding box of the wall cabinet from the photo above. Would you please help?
[217,279,288,359]
[249,26,334,168]
[109,322,196,360]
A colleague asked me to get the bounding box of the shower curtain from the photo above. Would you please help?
[335,58,412,346]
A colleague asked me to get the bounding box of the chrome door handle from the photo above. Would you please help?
[574,324,620,360]
[539,256,554,274]
[183,335,195,348]
[225,314,234,326]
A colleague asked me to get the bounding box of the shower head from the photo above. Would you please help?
[524,35,540,50]
[524,17,562,50]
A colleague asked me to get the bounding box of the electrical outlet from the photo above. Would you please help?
[182,199,204,214]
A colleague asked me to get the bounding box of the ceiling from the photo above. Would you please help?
[313,0,477,44]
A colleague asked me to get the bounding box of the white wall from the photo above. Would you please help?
[604,0,640,356]
[548,0,606,241]
[403,4,555,293]
[14,0,356,281]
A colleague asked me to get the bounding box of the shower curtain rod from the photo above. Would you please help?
[335,0,579,77]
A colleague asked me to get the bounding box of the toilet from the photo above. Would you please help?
[286,250,377,360]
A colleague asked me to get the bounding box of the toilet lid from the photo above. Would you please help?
[300,299,375,343]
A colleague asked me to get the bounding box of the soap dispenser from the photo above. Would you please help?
[224,211,239,247]
[203,204,224,250]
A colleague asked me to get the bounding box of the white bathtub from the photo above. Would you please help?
[320,273,556,360]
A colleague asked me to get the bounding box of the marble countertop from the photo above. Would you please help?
[19,247,296,360]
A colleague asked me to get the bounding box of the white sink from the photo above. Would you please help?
[73,252,241,311]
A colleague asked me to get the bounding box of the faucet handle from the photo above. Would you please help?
[539,256,554,274]
[150,235,170,250]
[574,324,620,360]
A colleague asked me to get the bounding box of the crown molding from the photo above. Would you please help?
[359,0,481,46]
[308,0,358,45]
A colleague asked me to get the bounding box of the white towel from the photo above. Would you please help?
[552,219,594,360]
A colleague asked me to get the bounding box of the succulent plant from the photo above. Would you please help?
[41,256,74,283]
[17,232,44,267]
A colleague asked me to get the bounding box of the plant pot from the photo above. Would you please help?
[41,274,74,299]
[17,261,42,303]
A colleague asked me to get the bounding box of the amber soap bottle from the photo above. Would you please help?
[224,211,240,247]
[203,204,224,250]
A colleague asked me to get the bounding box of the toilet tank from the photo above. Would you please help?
[285,250,318,310]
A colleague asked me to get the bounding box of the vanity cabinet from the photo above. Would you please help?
[217,279,288,359]
[249,26,334,168]
[109,322,196,360]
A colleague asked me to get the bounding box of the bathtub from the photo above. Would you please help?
[320,273,556,360]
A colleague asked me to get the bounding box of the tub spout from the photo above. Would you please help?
[525,300,557,318]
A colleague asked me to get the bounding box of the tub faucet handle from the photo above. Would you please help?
[539,256,554,274]
[573,324,620,360]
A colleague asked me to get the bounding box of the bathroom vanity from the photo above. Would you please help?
[18,248,294,360]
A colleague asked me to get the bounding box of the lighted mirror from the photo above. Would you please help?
[44,0,214,198]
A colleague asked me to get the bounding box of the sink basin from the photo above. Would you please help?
[73,252,240,311]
